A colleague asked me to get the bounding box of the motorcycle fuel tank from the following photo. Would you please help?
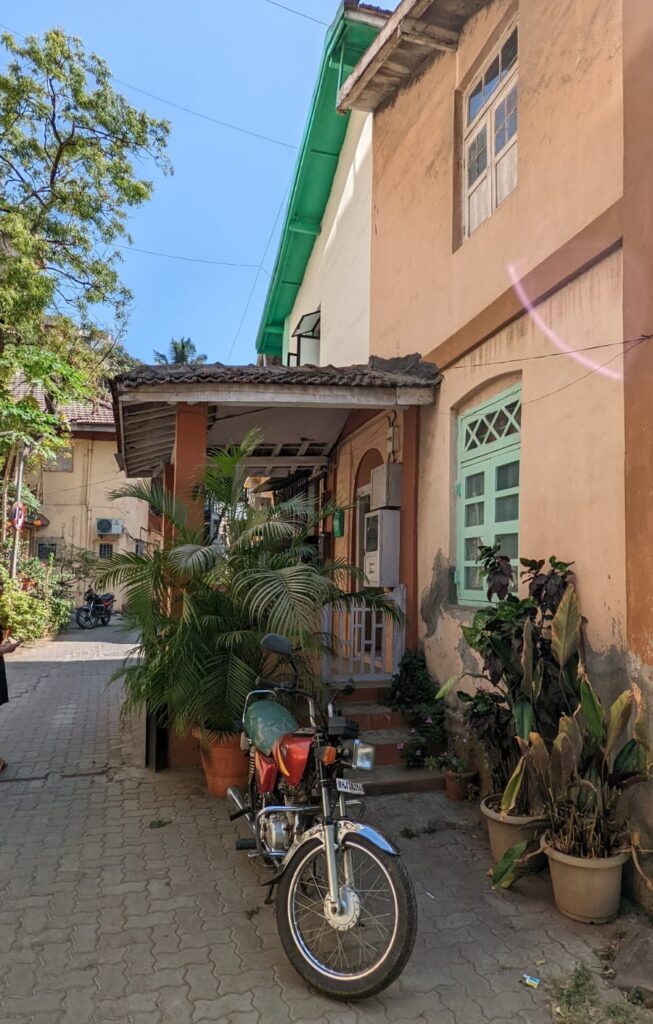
[274,734,313,787]
[244,700,298,756]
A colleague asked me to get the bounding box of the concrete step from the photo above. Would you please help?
[344,703,404,731]
[348,766,446,797]
[360,727,414,767]
[339,680,393,704]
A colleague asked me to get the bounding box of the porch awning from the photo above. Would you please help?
[111,355,440,479]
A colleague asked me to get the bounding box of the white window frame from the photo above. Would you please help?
[463,24,518,238]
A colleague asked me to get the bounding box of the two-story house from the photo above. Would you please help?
[337,0,652,903]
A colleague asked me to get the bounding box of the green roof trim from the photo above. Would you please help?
[256,3,386,356]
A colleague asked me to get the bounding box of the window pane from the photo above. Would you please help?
[468,79,483,122]
[465,536,483,561]
[465,472,484,498]
[465,566,483,591]
[496,143,518,205]
[501,28,518,77]
[467,125,487,187]
[365,515,379,553]
[496,494,519,522]
[496,533,518,559]
[99,543,114,560]
[483,56,500,102]
[465,501,484,527]
[496,461,520,490]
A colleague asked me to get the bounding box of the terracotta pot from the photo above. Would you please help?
[192,729,248,798]
[444,769,477,802]
[542,834,630,924]
[480,795,547,870]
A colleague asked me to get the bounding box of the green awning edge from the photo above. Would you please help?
[255,3,386,357]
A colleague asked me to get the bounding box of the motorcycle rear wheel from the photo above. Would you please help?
[76,608,97,630]
[275,834,416,1000]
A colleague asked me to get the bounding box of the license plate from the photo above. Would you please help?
[336,778,365,796]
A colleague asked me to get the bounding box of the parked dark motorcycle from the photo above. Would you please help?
[226,633,417,1000]
[76,588,115,629]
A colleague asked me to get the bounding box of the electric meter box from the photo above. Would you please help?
[370,462,402,510]
[364,509,400,587]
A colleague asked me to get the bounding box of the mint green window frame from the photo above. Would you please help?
[456,385,521,605]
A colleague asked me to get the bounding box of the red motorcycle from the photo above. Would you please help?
[76,587,115,629]
[227,633,416,1000]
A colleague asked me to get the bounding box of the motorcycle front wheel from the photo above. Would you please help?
[275,834,416,1000]
[76,607,97,629]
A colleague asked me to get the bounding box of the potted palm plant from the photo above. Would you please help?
[100,434,400,797]
[498,677,652,923]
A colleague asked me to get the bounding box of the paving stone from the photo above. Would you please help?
[1,627,650,1024]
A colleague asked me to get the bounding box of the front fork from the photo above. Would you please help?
[319,768,354,913]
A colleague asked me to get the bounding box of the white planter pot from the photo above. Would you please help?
[542,836,630,924]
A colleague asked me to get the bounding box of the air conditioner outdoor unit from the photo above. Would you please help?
[96,517,124,536]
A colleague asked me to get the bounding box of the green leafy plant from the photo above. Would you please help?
[493,677,653,887]
[389,651,445,768]
[438,547,580,811]
[100,435,401,738]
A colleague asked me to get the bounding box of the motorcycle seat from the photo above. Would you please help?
[244,701,298,756]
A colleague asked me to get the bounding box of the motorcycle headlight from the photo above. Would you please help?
[351,739,375,771]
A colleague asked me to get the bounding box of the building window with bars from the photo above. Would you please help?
[44,449,74,472]
[463,25,518,237]
[457,385,521,605]
[98,542,114,560]
[37,541,58,561]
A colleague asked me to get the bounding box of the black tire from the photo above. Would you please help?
[76,608,97,630]
[99,611,112,626]
[275,834,417,1000]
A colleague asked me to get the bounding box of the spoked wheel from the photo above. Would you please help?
[276,835,416,1000]
[76,608,97,630]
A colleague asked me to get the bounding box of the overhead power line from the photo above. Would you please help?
[262,1,329,26]
[111,77,298,150]
[0,22,298,151]
[115,243,264,269]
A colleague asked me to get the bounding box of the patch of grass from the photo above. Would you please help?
[550,963,643,1024]
[551,963,597,1022]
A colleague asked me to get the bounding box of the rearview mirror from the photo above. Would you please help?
[261,633,293,658]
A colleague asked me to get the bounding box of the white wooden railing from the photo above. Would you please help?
[321,585,406,683]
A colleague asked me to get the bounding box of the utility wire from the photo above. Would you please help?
[226,185,291,363]
[115,243,265,270]
[0,22,298,151]
[447,334,653,370]
[111,77,298,150]
[261,0,329,25]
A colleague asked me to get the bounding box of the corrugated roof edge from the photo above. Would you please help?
[254,2,390,357]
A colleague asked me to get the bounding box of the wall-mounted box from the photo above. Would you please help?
[370,462,402,510]
[364,509,400,587]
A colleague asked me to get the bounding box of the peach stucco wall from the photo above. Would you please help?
[369,0,623,359]
[418,250,626,689]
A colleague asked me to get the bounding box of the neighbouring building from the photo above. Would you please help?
[30,398,149,608]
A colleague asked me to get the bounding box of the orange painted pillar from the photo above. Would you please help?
[399,406,420,651]
[173,403,208,533]
[162,462,175,546]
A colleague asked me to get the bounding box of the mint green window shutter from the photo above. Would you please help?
[457,385,521,605]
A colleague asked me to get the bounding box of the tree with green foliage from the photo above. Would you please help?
[0,27,168,545]
[153,337,207,366]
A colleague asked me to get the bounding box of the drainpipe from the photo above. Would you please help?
[9,443,25,578]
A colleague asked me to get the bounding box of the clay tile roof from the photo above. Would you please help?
[113,354,441,392]
[10,378,115,428]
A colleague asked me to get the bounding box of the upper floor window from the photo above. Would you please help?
[288,309,320,366]
[457,385,521,605]
[45,449,73,472]
[98,542,114,560]
[464,26,518,237]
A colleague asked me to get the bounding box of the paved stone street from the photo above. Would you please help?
[0,627,648,1023]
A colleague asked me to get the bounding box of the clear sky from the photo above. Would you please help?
[1,1,399,366]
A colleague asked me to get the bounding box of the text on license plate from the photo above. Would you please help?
[336,778,365,796]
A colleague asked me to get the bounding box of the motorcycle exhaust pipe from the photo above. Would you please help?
[226,786,255,832]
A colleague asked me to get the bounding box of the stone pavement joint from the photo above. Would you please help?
[0,626,650,1024]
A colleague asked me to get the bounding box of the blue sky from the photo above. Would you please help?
[2,1,399,366]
